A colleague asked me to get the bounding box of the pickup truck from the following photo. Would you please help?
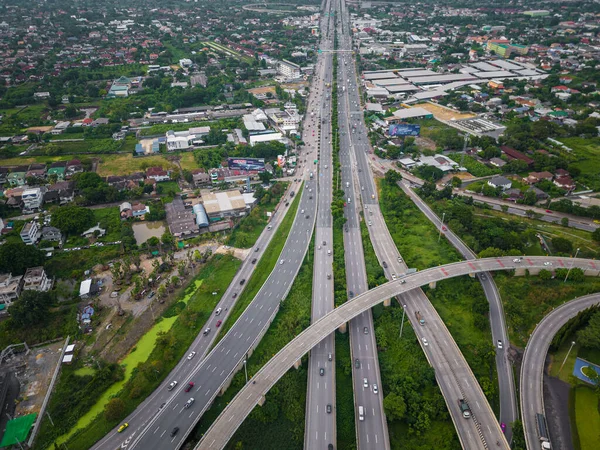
[415,310,425,326]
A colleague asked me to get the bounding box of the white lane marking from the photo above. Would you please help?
[160,430,166,438]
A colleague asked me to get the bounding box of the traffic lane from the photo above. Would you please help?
[94,178,303,450]
[521,293,600,450]
[132,149,319,448]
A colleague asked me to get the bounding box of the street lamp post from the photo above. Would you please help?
[564,247,581,283]
[558,341,576,375]
[243,359,248,384]
[399,304,407,338]
[437,212,446,243]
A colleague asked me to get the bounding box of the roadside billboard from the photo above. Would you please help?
[227,157,265,171]
[388,124,421,137]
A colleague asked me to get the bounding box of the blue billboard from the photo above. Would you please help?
[228,157,265,171]
[388,124,421,137]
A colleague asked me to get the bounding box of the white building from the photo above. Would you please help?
[22,187,45,212]
[0,273,23,305]
[179,58,193,69]
[165,127,210,151]
[249,132,283,146]
[277,60,301,79]
[20,221,40,245]
[488,176,512,191]
[22,267,52,292]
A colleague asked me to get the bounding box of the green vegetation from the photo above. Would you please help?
[448,153,501,177]
[496,274,600,348]
[573,386,600,450]
[335,332,357,450]
[43,254,241,450]
[227,182,288,248]
[192,238,314,449]
[375,303,460,450]
[359,219,386,289]
[558,137,600,190]
[378,178,460,269]
[215,187,301,341]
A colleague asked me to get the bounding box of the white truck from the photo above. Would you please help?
[536,413,552,449]
[358,406,364,421]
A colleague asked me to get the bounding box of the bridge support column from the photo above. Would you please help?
[258,395,266,406]
[293,358,302,369]
[337,322,347,334]
[514,268,527,277]
[219,376,232,396]
[428,281,436,289]
[383,298,391,307]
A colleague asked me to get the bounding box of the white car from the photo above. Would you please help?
[513,259,521,263]
[187,351,196,360]
[497,340,503,349]
[372,384,379,394]
[280,259,285,265]
[391,274,397,280]
[544,262,552,266]
[422,337,429,346]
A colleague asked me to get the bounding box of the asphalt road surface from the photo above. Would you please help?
[336,10,390,449]
[400,182,518,440]
[304,0,337,447]
[520,293,600,450]
[197,256,599,449]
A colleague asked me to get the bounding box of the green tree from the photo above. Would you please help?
[561,217,569,227]
[593,228,600,243]
[383,392,407,421]
[104,398,126,421]
[0,243,45,275]
[578,311,600,350]
[52,205,96,234]
[9,290,53,328]
[538,269,552,281]
[552,237,573,254]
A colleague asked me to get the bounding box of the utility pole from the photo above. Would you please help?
[399,304,407,338]
[437,212,446,243]
[564,247,580,283]
[558,341,576,375]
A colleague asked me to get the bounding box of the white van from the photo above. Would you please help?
[347,198,351,204]
[358,406,365,421]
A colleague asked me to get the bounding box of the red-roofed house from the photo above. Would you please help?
[553,176,575,190]
[146,166,170,182]
[500,146,534,167]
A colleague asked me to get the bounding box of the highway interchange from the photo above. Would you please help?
[88,2,600,449]
[197,256,600,449]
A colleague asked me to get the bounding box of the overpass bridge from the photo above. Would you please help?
[197,255,600,450]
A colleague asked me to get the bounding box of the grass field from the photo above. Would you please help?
[96,154,177,176]
[573,386,600,450]
[179,152,197,170]
[215,189,301,342]
[558,137,600,190]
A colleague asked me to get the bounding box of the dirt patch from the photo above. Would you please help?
[415,136,436,150]
[544,374,574,450]
[415,102,476,121]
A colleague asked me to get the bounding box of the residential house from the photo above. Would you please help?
[192,169,211,187]
[488,176,512,191]
[25,167,46,181]
[22,267,52,292]
[51,121,70,135]
[21,187,46,212]
[82,223,106,238]
[20,221,41,245]
[0,273,23,305]
[525,171,553,184]
[527,186,549,201]
[119,202,150,219]
[146,166,170,182]
[79,279,99,299]
[47,166,66,181]
[0,167,9,184]
[66,159,84,177]
[41,226,62,242]
[489,157,507,168]
[46,181,75,204]
[500,146,534,167]
[554,176,575,191]
[7,171,26,187]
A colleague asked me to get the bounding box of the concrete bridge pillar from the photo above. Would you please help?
[219,377,232,396]
[337,322,347,334]
[584,269,600,277]
[383,298,391,307]
[258,395,266,406]
[293,359,302,370]
[428,281,436,289]
[514,268,527,277]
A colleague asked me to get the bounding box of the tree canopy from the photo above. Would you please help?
[52,205,96,235]
[0,243,45,275]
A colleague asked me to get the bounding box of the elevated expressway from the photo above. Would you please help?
[521,293,600,450]
[197,256,600,449]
